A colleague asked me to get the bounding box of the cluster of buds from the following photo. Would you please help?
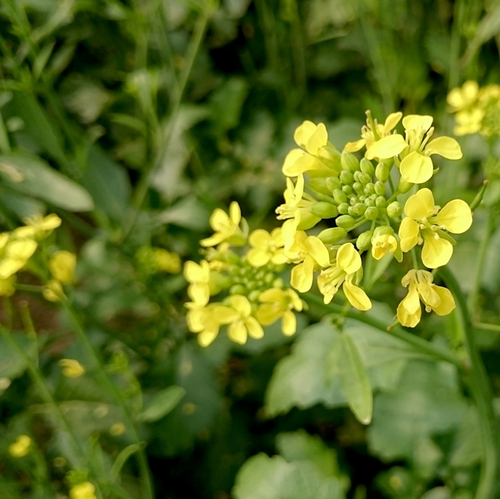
[184,202,303,346]
[275,113,472,327]
[447,81,500,137]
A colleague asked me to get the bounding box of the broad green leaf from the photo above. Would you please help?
[209,77,249,134]
[336,332,372,424]
[0,151,94,211]
[233,453,345,499]
[367,360,468,462]
[0,186,45,219]
[139,386,186,422]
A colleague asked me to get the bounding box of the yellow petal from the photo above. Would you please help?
[336,243,361,275]
[365,134,407,160]
[229,201,241,224]
[399,218,420,252]
[0,259,25,279]
[228,321,247,344]
[305,236,330,267]
[404,188,435,220]
[291,256,315,293]
[229,295,252,316]
[422,235,453,268]
[294,121,317,149]
[397,299,421,328]
[402,115,433,131]
[416,281,441,309]
[289,289,303,311]
[383,112,403,132]
[306,123,328,155]
[425,137,462,159]
[198,329,219,347]
[400,151,433,184]
[256,303,282,326]
[247,248,270,267]
[434,200,472,234]
[282,310,297,336]
[214,305,240,324]
[209,208,229,231]
[432,286,456,316]
[6,239,37,260]
[187,283,210,305]
[344,139,365,153]
[402,283,420,315]
[343,279,372,311]
[282,149,317,176]
[246,316,264,339]
[259,288,284,303]
[184,260,209,283]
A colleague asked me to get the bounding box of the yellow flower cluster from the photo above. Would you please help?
[9,434,31,457]
[136,246,181,275]
[69,481,97,499]
[274,114,472,327]
[184,203,303,346]
[0,214,62,297]
[447,81,500,136]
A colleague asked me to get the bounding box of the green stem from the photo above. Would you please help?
[61,299,154,499]
[439,267,498,499]
[303,293,464,369]
[473,322,500,334]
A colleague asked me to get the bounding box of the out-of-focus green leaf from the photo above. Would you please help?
[367,360,468,462]
[233,453,345,499]
[0,151,94,211]
[449,406,482,468]
[336,332,372,424]
[0,334,36,389]
[139,386,186,422]
[209,77,249,134]
[0,186,45,219]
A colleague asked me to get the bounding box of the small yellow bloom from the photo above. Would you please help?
[69,481,97,499]
[43,280,64,302]
[109,422,126,436]
[287,231,330,293]
[447,81,479,111]
[317,243,371,310]
[59,359,85,378]
[184,260,211,304]
[397,270,455,328]
[15,214,62,239]
[371,227,402,262]
[155,249,181,273]
[282,121,340,177]
[257,288,303,336]
[49,251,77,283]
[9,435,31,457]
[247,228,288,267]
[0,239,38,279]
[399,188,472,268]
[200,202,246,247]
[225,295,264,344]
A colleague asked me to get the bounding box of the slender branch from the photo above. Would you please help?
[439,267,498,499]
[473,322,500,334]
[303,293,464,369]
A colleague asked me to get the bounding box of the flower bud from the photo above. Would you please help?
[375,162,391,182]
[326,177,342,192]
[358,172,372,185]
[365,206,379,220]
[340,170,354,185]
[310,202,339,219]
[309,177,332,196]
[338,202,349,214]
[360,158,374,176]
[353,203,366,216]
[353,182,364,194]
[387,201,402,218]
[364,183,375,195]
[341,151,360,172]
[342,185,353,195]
[374,181,386,196]
[333,189,347,204]
[398,178,413,193]
[230,284,246,295]
[336,215,356,230]
[318,227,348,244]
[375,196,387,208]
[356,230,373,251]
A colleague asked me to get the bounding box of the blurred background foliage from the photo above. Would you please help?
[1,0,500,498]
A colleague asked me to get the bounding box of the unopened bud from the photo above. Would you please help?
[310,202,338,219]
[309,177,331,196]
[336,215,356,230]
[342,185,353,195]
[387,201,402,218]
[375,162,390,182]
[333,189,347,204]
[364,183,375,195]
[398,178,413,193]
[340,170,354,185]
[375,196,387,208]
[326,177,342,192]
[360,158,375,176]
[230,284,246,295]
[338,202,349,214]
[318,227,348,244]
[356,230,373,251]
[374,181,386,196]
[365,206,379,220]
[341,151,360,172]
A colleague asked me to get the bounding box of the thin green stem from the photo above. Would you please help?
[439,267,498,499]
[303,293,464,369]
[473,322,500,334]
[61,299,154,499]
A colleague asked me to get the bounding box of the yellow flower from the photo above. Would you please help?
[371,227,402,262]
[185,296,237,347]
[49,251,76,283]
[155,249,181,273]
[276,175,321,248]
[287,231,330,293]
[184,260,211,304]
[225,295,264,344]
[9,435,31,457]
[0,239,37,279]
[15,214,62,239]
[59,359,85,378]
[257,288,303,336]
[200,202,247,247]
[397,270,455,328]
[447,81,479,112]
[399,188,472,268]
[346,111,403,155]
[247,228,288,267]
[317,243,371,310]
[282,121,340,177]
[69,481,97,499]
[397,115,462,184]
[453,109,484,136]
[0,275,16,296]
[42,280,64,302]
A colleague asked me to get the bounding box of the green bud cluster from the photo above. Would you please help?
[227,260,284,297]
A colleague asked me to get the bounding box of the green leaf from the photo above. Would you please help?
[139,386,186,422]
[336,332,372,424]
[233,453,345,499]
[0,185,45,220]
[209,77,249,134]
[0,151,94,211]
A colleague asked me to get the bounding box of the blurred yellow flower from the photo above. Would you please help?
[43,280,64,302]
[69,481,97,499]
[200,202,246,247]
[0,239,37,279]
[0,275,16,296]
[247,228,288,267]
[184,260,211,304]
[257,288,303,336]
[15,213,62,239]
[49,250,76,283]
[59,359,85,378]
[155,249,181,273]
[9,435,31,457]
[397,270,455,328]
[399,188,472,268]
[226,295,263,344]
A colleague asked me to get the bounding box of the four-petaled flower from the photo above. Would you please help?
[317,243,372,311]
[397,270,455,328]
[247,228,288,267]
[257,288,303,336]
[226,295,264,344]
[371,227,402,262]
[399,188,472,268]
[200,201,247,247]
[184,260,211,304]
